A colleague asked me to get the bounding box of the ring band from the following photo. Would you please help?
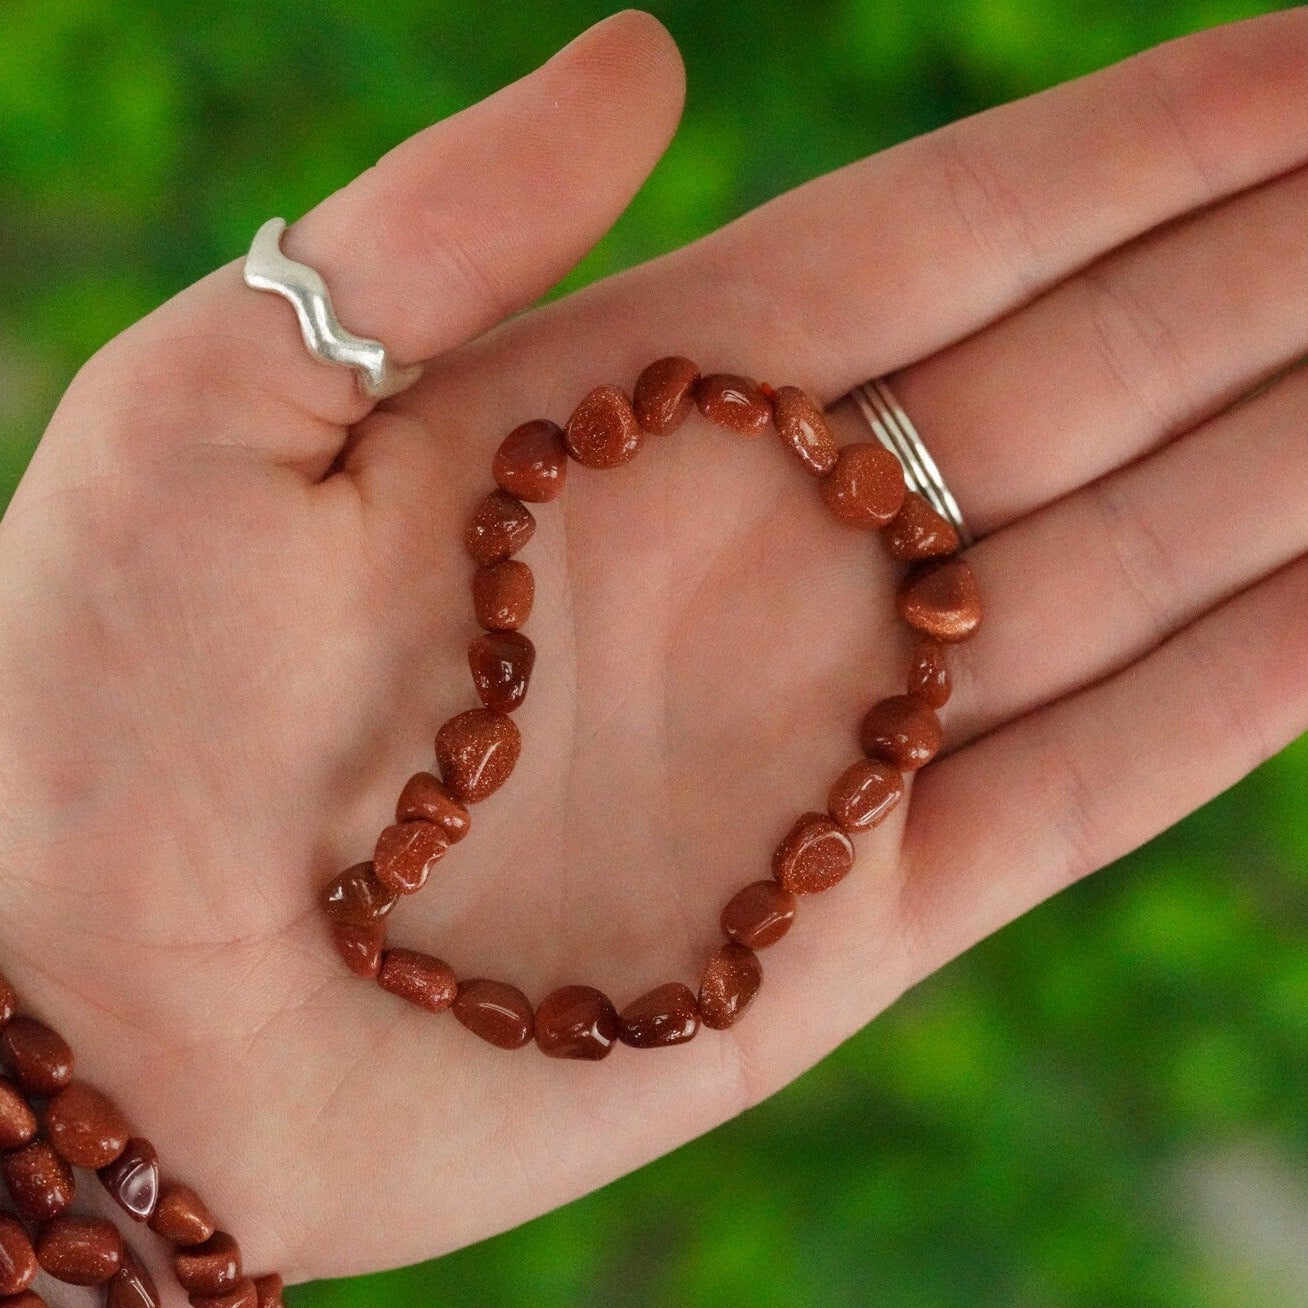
[242,217,422,401]
[851,379,973,548]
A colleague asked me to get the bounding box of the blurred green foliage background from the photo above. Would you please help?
[3,1,1306,1304]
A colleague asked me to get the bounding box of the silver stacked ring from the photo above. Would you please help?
[851,379,973,548]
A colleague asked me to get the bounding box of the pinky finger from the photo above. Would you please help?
[897,546,1308,982]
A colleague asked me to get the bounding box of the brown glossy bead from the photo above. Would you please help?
[897,557,983,642]
[819,442,906,528]
[0,971,15,1025]
[98,1137,159,1221]
[372,820,449,896]
[149,1183,214,1246]
[860,694,943,770]
[468,630,535,713]
[396,771,471,842]
[632,356,700,433]
[174,1231,241,1295]
[771,385,838,475]
[564,384,642,469]
[492,418,568,502]
[693,373,771,435]
[107,1248,158,1308]
[452,979,534,1050]
[0,1077,37,1150]
[720,881,797,948]
[618,983,699,1049]
[0,1214,36,1295]
[377,949,457,1014]
[189,1278,259,1308]
[35,1214,122,1286]
[463,489,535,566]
[2,1140,74,1221]
[320,862,397,927]
[698,942,762,1030]
[434,708,521,802]
[254,1272,285,1307]
[0,1294,46,1308]
[44,1082,129,1169]
[0,1017,73,1096]
[329,920,385,979]
[828,759,904,832]
[907,635,951,708]
[883,490,961,560]
[771,813,855,895]
[471,559,534,631]
[534,986,619,1060]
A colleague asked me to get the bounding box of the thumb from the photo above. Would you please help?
[79,9,685,475]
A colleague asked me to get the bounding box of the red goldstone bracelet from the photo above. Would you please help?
[319,357,983,1058]
[0,973,282,1307]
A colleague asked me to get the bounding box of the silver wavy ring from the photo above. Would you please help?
[851,378,974,548]
[242,217,422,400]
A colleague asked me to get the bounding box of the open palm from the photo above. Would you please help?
[2,10,1307,1299]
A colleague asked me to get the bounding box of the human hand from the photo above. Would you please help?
[1,7,1306,1298]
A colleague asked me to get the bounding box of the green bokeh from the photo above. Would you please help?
[2,2,1305,1304]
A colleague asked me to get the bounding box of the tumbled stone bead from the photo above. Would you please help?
[468,630,535,713]
[98,1137,159,1221]
[2,1139,74,1221]
[0,1077,37,1150]
[463,489,535,566]
[35,1214,123,1286]
[471,559,534,631]
[396,771,470,842]
[174,1231,241,1296]
[618,983,699,1049]
[320,862,397,926]
[819,442,906,528]
[632,356,700,433]
[771,813,855,895]
[329,920,385,979]
[149,1183,214,1246]
[534,986,619,1060]
[771,385,838,475]
[0,972,15,1025]
[0,1017,73,1096]
[189,1277,259,1308]
[882,490,961,560]
[492,419,568,502]
[107,1247,159,1308]
[720,881,797,948]
[564,384,642,468]
[897,557,983,641]
[44,1082,129,1169]
[860,694,943,771]
[828,759,904,832]
[907,635,951,708]
[693,373,771,435]
[253,1272,285,1307]
[372,820,449,895]
[452,979,534,1050]
[434,708,521,802]
[0,1214,36,1295]
[377,949,458,1014]
[698,942,762,1030]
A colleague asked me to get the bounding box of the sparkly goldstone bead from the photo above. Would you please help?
[694,373,771,435]
[377,950,458,1014]
[827,760,904,832]
[819,443,905,528]
[148,1183,215,1246]
[434,708,521,802]
[618,983,699,1048]
[771,813,855,894]
[882,490,961,560]
[44,1082,129,1169]
[0,1018,73,1096]
[565,385,642,468]
[0,1213,36,1295]
[468,630,535,713]
[771,385,838,475]
[2,1139,75,1221]
[471,559,534,631]
[720,881,797,948]
[320,862,396,926]
[492,419,568,502]
[464,489,535,566]
[698,943,762,1030]
[34,1214,123,1286]
[535,986,619,1060]
[907,635,951,708]
[859,694,943,770]
[329,920,386,979]
[174,1230,242,1296]
[372,820,449,895]
[897,557,983,641]
[632,356,700,433]
[395,772,471,843]
[452,979,535,1050]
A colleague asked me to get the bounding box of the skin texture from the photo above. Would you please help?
[1,7,1308,1299]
